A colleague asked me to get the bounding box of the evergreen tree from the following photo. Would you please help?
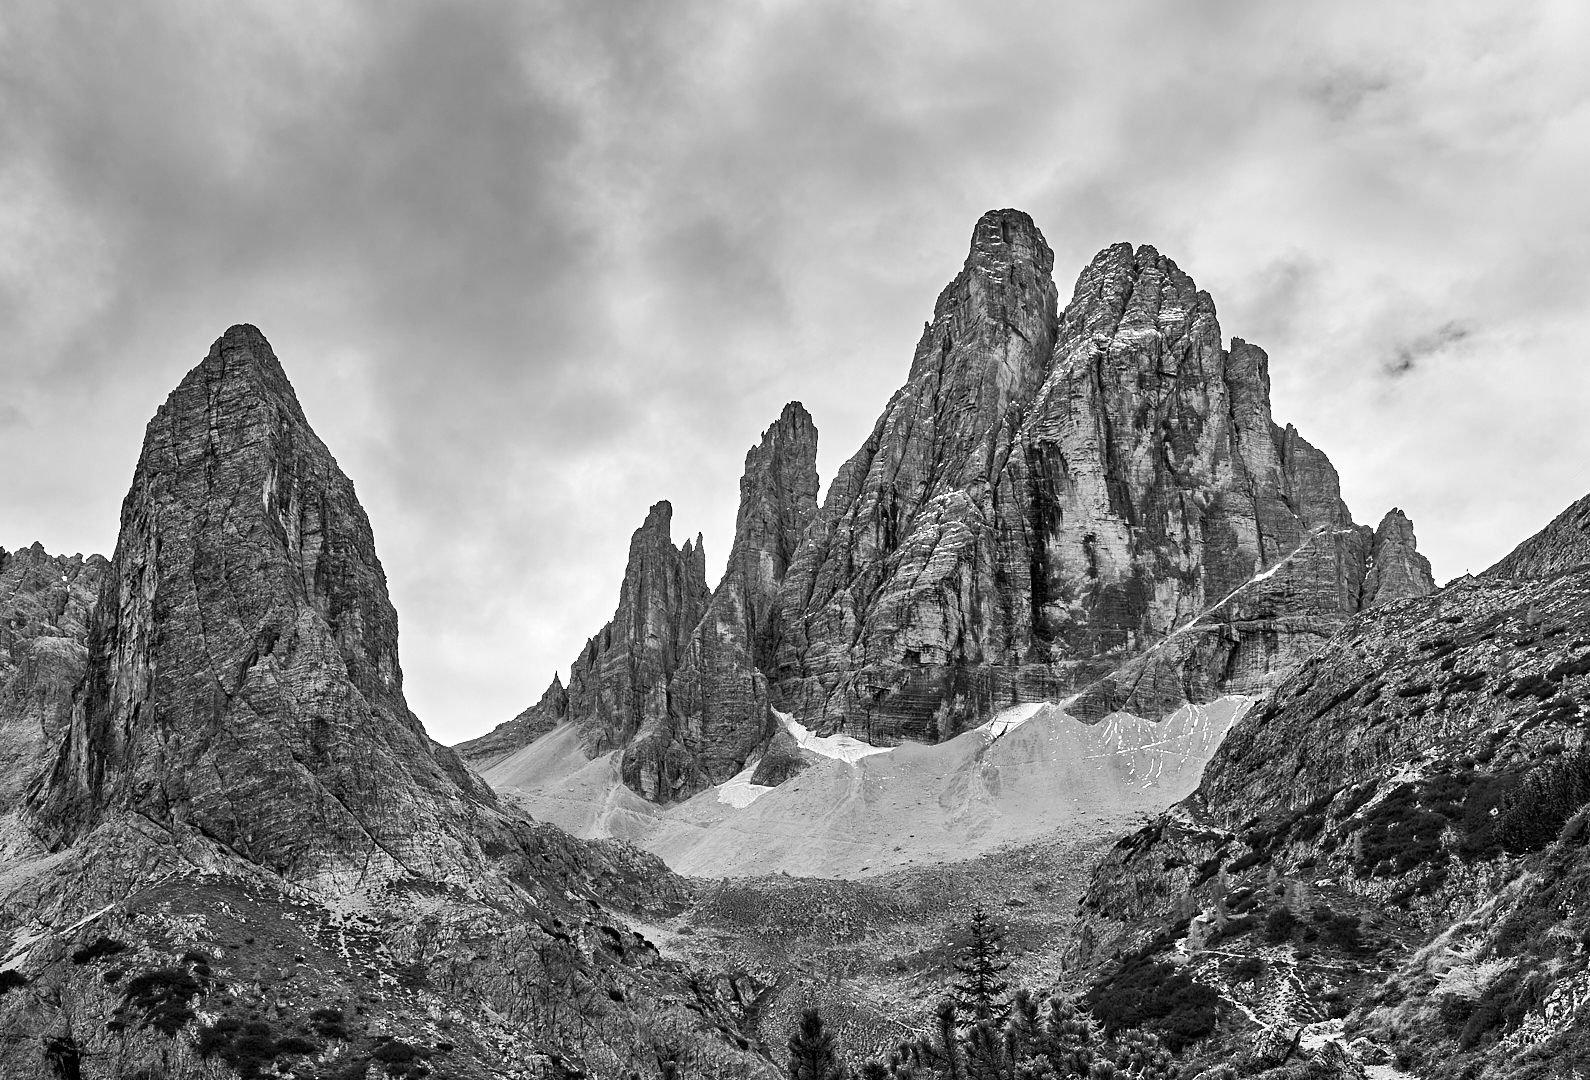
[951,904,1011,1023]
[788,1007,845,1080]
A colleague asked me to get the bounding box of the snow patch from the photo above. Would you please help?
[776,710,892,763]
[717,763,776,808]
[977,701,1050,739]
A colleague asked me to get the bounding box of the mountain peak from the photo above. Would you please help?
[28,326,503,886]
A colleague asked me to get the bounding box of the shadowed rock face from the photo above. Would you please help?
[0,545,106,808]
[27,325,525,887]
[627,402,820,799]
[562,500,712,765]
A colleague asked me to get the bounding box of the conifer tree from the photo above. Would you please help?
[788,1008,845,1080]
[951,903,1011,1023]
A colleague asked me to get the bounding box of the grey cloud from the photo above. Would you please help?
[1,1,1586,741]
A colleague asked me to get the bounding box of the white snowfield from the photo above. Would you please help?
[482,697,1252,879]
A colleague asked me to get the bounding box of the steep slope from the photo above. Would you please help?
[0,545,105,809]
[0,326,773,1079]
[1076,495,1590,1074]
[1484,490,1590,580]
[484,697,1250,879]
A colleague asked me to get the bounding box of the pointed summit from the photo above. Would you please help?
[29,326,500,885]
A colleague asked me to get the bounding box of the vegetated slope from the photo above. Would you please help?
[461,208,1436,808]
[1077,503,1590,1076]
[662,832,1119,1071]
[0,326,773,1080]
[484,697,1249,879]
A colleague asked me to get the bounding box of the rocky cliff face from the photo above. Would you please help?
[0,325,772,1080]
[628,402,819,799]
[0,545,105,809]
[774,215,1431,743]
[561,501,711,767]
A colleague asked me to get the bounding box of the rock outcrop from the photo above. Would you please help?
[1364,507,1437,607]
[0,544,105,808]
[628,402,820,799]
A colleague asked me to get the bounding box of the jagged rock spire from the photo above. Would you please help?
[563,500,711,760]
[625,401,820,799]
[29,325,500,885]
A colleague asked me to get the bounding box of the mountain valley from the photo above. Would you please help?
[0,209,1582,1079]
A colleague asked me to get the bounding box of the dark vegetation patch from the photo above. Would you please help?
[120,966,208,1036]
[1084,956,1219,1052]
[1506,674,1556,700]
[1548,653,1590,681]
[43,1036,82,1080]
[70,936,128,965]
[0,969,26,996]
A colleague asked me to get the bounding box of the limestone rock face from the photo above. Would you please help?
[1363,507,1437,607]
[0,545,106,808]
[563,501,711,766]
[454,674,568,770]
[772,217,1411,742]
[29,325,528,887]
[626,402,820,800]
[775,209,1060,743]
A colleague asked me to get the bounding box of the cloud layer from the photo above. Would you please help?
[3,1,1587,741]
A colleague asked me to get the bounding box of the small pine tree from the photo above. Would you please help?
[788,1008,845,1080]
[951,904,1011,1023]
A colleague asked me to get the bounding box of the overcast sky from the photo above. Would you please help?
[3,2,1587,743]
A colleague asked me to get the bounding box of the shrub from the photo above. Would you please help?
[121,968,206,1036]
[1507,674,1556,700]
[1227,956,1265,983]
[0,970,27,996]
[1085,957,1218,1052]
[1263,907,1297,943]
[70,937,128,965]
